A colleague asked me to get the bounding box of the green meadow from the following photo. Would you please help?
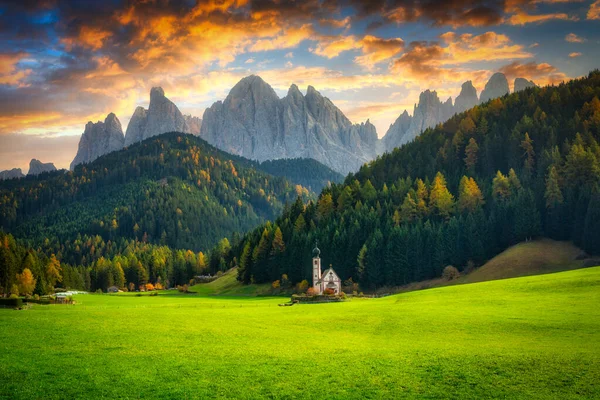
[1,267,599,399]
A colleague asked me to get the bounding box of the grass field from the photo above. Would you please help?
[1,267,599,399]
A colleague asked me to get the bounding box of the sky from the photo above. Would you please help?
[0,0,599,172]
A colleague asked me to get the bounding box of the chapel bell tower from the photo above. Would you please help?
[312,241,322,293]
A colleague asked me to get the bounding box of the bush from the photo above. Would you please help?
[442,266,460,281]
[295,280,309,293]
[323,288,335,296]
[306,287,317,296]
[0,298,23,308]
[9,293,18,299]
[272,280,280,289]
[95,288,103,294]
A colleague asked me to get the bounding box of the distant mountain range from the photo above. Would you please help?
[1,72,538,178]
[0,159,57,180]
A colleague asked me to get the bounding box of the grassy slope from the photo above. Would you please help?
[1,267,599,399]
[188,267,272,296]
[462,239,585,284]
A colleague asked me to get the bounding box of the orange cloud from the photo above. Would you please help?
[312,34,404,70]
[499,61,568,87]
[507,11,577,25]
[392,32,532,84]
[0,53,31,87]
[588,0,600,20]
[569,52,582,58]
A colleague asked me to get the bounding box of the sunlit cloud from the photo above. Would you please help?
[565,33,586,43]
[569,52,582,58]
[507,10,577,25]
[588,0,600,20]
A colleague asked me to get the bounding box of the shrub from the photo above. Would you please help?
[272,280,280,289]
[155,282,164,290]
[324,288,335,296]
[145,283,155,291]
[442,266,460,281]
[0,298,23,308]
[95,288,103,294]
[306,287,317,296]
[9,293,18,299]
[296,280,309,293]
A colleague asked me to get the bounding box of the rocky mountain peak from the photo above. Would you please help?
[480,72,509,103]
[454,80,478,114]
[514,78,536,92]
[124,87,190,146]
[71,113,125,170]
[150,86,165,99]
[28,159,57,176]
[0,168,24,181]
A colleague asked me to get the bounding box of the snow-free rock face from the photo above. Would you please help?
[480,73,509,103]
[28,159,56,176]
[454,81,479,114]
[124,87,190,146]
[70,113,125,170]
[381,91,454,150]
[514,78,536,92]
[0,168,24,180]
[184,115,202,135]
[200,76,377,175]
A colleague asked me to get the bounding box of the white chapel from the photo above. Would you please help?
[311,242,341,294]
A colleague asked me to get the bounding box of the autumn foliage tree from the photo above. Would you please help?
[16,268,36,296]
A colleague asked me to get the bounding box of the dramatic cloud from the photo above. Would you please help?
[499,61,568,86]
[392,32,531,84]
[0,0,588,167]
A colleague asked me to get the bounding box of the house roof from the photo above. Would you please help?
[321,268,341,282]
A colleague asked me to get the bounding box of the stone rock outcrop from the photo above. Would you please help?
[28,159,56,176]
[0,168,24,180]
[454,81,479,114]
[184,115,202,135]
[124,87,190,146]
[381,91,454,150]
[480,72,509,103]
[200,76,378,175]
[70,113,125,170]
[514,78,536,92]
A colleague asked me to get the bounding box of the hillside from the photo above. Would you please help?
[258,158,343,192]
[462,239,588,284]
[214,71,600,289]
[0,133,320,294]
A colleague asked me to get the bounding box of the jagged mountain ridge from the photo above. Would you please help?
[200,76,378,175]
[381,73,538,149]
[66,72,537,176]
[0,168,24,181]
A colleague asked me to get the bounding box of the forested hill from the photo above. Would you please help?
[217,70,600,289]
[258,158,343,192]
[0,132,313,254]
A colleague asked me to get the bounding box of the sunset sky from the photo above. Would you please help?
[1,0,599,171]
